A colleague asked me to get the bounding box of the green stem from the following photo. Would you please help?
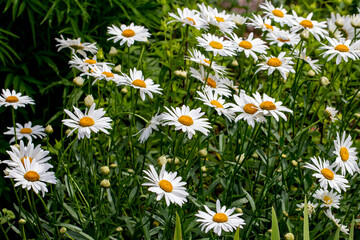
[11,107,17,144]
[0,224,9,240]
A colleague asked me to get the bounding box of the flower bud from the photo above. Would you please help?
[73,76,84,87]
[100,166,110,175]
[201,166,207,172]
[127,168,134,174]
[114,64,122,73]
[13,144,20,150]
[199,149,208,157]
[65,129,73,137]
[284,233,295,240]
[351,15,360,27]
[3,168,10,176]
[231,59,239,67]
[235,208,243,213]
[109,46,118,57]
[110,163,117,168]
[320,76,330,86]
[97,48,104,60]
[291,160,298,166]
[157,155,168,166]
[281,154,287,158]
[121,87,128,95]
[174,70,187,78]
[45,125,53,134]
[60,227,67,234]
[354,113,360,118]
[300,29,309,40]
[335,17,345,27]
[116,226,123,232]
[307,70,315,77]
[19,218,26,225]
[84,95,94,107]
[100,179,111,188]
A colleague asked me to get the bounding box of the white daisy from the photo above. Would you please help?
[62,103,112,140]
[252,92,293,122]
[190,67,232,97]
[296,201,318,218]
[136,113,163,144]
[229,13,247,26]
[304,156,349,193]
[121,68,162,101]
[320,37,358,65]
[142,164,188,206]
[323,209,349,235]
[55,35,98,58]
[196,89,235,121]
[255,52,295,80]
[333,131,359,175]
[295,48,322,74]
[2,140,52,169]
[247,14,279,32]
[327,13,354,41]
[0,89,34,109]
[230,32,268,61]
[187,48,228,75]
[107,23,151,47]
[69,54,113,73]
[260,0,294,27]
[314,189,341,209]
[6,157,57,197]
[220,77,239,93]
[161,105,211,140]
[267,30,300,47]
[324,106,338,122]
[84,64,123,85]
[230,92,266,127]
[196,33,236,57]
[290,11,328,41]
[196,199,246,236]
[4,121,46,143]
[168,7,208,30]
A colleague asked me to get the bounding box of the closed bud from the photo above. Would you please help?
[127,168,134,174]
[96,48,104,60]
[235,208,243,213]
[19,218,26,225]
[3,168,10,176]
[307,70,315,77]
[114,64,122,73]
[291,160,298,166]
[13,144,20,150]
[45,125,53,134]
[320,76,330,86]
[109,46,118,57]
[283,211,289,217]
[65,129,73,137]
[100,166,110,175]
[73,76,84,87]
[100,179,111,188]
[199,149,208,157]
[231,59,239,67]
[121,87,128,95]
[157,155,168,166]
[354,113,360,118]
[60,227,67,234]
[284,233,295,240]
[335,18,345,27]
[84,95,94,107]
[116,226,123,232]
[281,154,287,158]
[201,166,207,172]
[301,29,310,40]
[174,70,187,78]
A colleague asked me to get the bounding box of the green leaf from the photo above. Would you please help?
[174,211,182,240]
[349,217,355,240]
[233,227,240,240]
[334,226,340,240]
[271,207,280,240]
[303,196,310,240]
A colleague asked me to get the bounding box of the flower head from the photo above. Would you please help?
[107,23,150,47]
[168,8,208,30]
[314,189,341,209]
[0,89,34,109]
[333,131,359,175]
[255,52,295,80]
[197,33,236,57]
[252,92,293,121]
[55,35,97,58]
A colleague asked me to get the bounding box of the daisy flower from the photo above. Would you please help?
[168,7,208,30]
[324,106,338,122]
[197,3,236,34]
[161,105,211,140]
[230,32,268,61]
[230,13,247,26]
[55,35,97,58]
[196,199,246,236]
[69,54,113,73]
[304,156,349,193]
[62,103,112,140]
[190,67,232,97]
[6,157,57,197]
[196,33,236,57]
[2,140,52,168]
[4,121,46,143]
[230,92,266,127]
[142,164,188,206]
[247,14,279,32]
[260,0,294,27]
[327,13,354,41]
[296,201,318,218]
[320,37,358,65]
[324,209,349,235]
[84,64,123,85]
[255,52,295,80]
[107,23,151,47]
[196,89,235,121]
[314,189,341,209]
[267,30,300,47]
[121,68,162,101]
[252,92,293,121]
[0,89,34,109]
[295,48,322,74]
[136,113,163,144]
[333,131,359,175]
[290,11,328,41]
[186,49,228,75]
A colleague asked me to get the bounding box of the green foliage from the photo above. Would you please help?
[271,207,280,240]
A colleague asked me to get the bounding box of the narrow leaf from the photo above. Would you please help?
[303,196,310,240]
[174,211,182,240]
[233,227,240,240]
[349,217,354,240]
[271,207,280,240]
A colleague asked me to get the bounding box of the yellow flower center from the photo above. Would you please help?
[203,59,211,64]
[70,44,84,50]
[20,128,32,134]
[277,37,290,42]
[213,213,228,223]
[20,157,33,166]
[321,168,334,180]
[215,16,225,22]
[272,9,284,18]
[185,17,196,25]
[267,58,282,67]
[5,96,19,103]
[209,41,223,50]
[239,40,253,49]
[102,71,114,78]
[243,103,258,114]
[79,117,95,127]
[260,101,276,110]
[324,196,333,205]
[210,100,224,108]
[300,20,313,28]
[132,79,147,88]
[264,23,274,30]
[340,147,349,161]
[205,78,217,88]
[335,44,349,52]
[178,115,194,126]
[158,179,173,192]
[122,29,135,38]
[84,59,97,64]
[24,171,40,182]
